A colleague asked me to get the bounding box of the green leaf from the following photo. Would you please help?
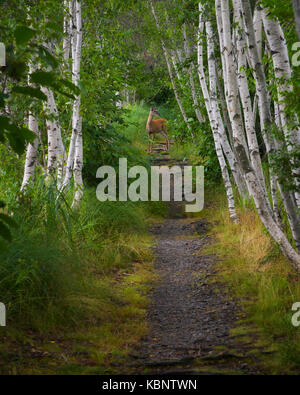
[12,86,47,101]
[53,88,76,100]
[30,71,79,99]
[59,78,80,96]
[0,116,10,142]
[0,214,17,229]
[5,124,36,155]
[0,220,12,242]
[30,70,56,86]
[14,26,36,46]
[37,45,59,69]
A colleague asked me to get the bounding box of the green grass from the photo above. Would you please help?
[0,103,167,374]
[200,187,300,374]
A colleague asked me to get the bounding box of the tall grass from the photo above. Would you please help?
[0,181,159,331]
[202,187,300,374]
[0,104,166,335]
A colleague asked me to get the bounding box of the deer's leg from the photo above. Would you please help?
[148,133,152,153]
[161,131,169,152]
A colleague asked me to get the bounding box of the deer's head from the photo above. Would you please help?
[150,107,161,117]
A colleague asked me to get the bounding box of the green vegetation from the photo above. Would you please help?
[1,0,300,376]
[200,188,300,374]
[0,105,166,374]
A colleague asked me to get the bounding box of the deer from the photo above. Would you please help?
[146,107,170,153]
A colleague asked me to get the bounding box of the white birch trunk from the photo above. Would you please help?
[21,115,39,191]
[233,0,266,194]
[198,4,246,198]
[274,100,300,249]
[215,0,250,161]
[183,24,204,123]
[262,10,300,206]
[196,4,238,222]
[241,0,300,250]
[218,0,300,270]
[21,63,39,191]
[63,0,71,61]
[171,51,182,82]
[61,0,83,201]
[72,117,83,208]
[293,0,300,40]
[71,0,83,207]
[253,7,263,62]
[42,87,65,184]
[206,21,238,222]
[149,0,192,132]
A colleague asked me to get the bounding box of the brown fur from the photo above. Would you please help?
[146,107,170,153]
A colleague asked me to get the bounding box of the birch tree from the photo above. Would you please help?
[60,0,84,207]
[217,0,300,269]
[232,0,267,195]
[42,86,66,184]
[71,0,83,207]
[149,0,192,132]
[182,24,204,123]
[196,4,238,222]
[63,0,72,61]
[262,9,300,206]
[240,0,300,250]
[292,0,300,40]
[21,64,39,191]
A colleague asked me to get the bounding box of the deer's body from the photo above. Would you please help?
[146,108,170,153]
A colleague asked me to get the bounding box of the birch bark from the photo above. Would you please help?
[262,10,300,206]
[183,24,204,123]
[149,0,191,132]
[42,87,65,184]
[219,0,300,269]
[292,0,300,40]
[21,63,39,191]
[196,3,238,221]
[233,0,266,193]
[71,0,83,207]
[206,21,238,222]
[61,0,83,200]
[199,5,246,197]
[63,0,71,61]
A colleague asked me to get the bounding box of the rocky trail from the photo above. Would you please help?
[132,144,263,375]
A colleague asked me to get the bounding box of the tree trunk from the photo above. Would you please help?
[233,0,266,194]
[219,0,300,270]
[149,0,191,132]
[262,9,300,206]
[183,23,204,123]
[63,0,71,61]
[61,0,83,204]
[21,63,39,191]
[72,117,83,208]
[206,20,238,222]
[71,0,83,207]
[292,0,300,40]
[42,87,65,184]
[197,4,238,222]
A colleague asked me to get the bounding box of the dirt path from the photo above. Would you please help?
[132,145,262,375]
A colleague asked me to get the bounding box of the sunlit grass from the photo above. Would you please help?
[201,187,300,374]
[0,103,167,374]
